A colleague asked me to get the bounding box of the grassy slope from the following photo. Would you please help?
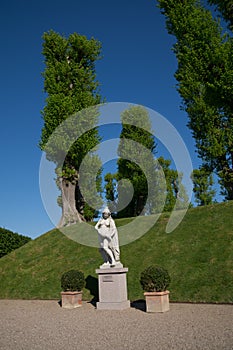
[0,201,232,303]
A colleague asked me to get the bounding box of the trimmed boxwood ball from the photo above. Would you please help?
[140,265,171,292]
[61,270,85,292]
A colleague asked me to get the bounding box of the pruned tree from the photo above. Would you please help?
[116,105,158,217]
[158,0,233,200]
[39,30,103,225]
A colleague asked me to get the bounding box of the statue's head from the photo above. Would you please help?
[102,207,111,219]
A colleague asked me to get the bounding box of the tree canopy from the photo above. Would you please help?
[158,0,233,200]
[209,0,233,29]
[40,30,103,224]
[117,105,158,217]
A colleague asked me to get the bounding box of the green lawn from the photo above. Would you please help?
[0,201,232,303]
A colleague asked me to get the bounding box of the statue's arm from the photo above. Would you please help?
[95,219,102,230]
[110,219,118,237]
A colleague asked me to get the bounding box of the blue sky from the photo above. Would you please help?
[0,0,206,239]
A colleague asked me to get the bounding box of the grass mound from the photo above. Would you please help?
[0,201,232,303]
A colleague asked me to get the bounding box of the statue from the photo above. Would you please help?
[95,207,122,268]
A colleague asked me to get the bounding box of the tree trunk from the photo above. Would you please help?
[75,185,85,216]
[58,177,85,227]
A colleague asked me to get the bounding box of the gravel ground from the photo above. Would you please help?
[0,300,232,350]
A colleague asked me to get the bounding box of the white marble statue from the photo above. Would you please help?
[95,207,122,268]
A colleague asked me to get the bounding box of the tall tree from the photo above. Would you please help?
[39,30,103,225]
[116,105,158,217]
[158,0,233,200]
[191,167,216,206]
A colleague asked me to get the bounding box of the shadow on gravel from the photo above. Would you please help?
[131,299,146,312]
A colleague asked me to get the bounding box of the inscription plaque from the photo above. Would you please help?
[103,275,113,282]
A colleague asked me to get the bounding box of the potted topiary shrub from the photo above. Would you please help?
[61,270,85,309]
[140,265,171,313]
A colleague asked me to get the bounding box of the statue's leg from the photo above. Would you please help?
[98,235,109,264]
[99,248,108,263]
[103,238,116,266]
[112,247,120,261]
[111,234,120,261]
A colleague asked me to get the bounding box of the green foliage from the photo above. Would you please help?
[208,0,233,29]
[39,30,103,222]
[40,30,102,153]
[191,167,216,205]
[105,105,189,217]
[158,157,189,211]
[158,0,233,200]
[218,167,233,199]
[116,105,161,217]
[104,172,118,213]
[140,265,171,292]
[0,228,31,258]
[158,157,176,211]
[57,166,78,184]
[77,153,103,221]
[61,269,85,292]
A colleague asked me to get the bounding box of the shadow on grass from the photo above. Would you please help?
[85,275,99,307]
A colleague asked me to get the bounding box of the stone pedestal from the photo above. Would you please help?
[96,267,130,310]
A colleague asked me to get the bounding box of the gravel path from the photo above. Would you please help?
[0,300,232,350]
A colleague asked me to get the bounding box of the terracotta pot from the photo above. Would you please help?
[61,291,83,309]
[144,290,169,313]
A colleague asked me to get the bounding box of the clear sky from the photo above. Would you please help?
[0,0,205,239]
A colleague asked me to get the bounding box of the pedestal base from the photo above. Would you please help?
[96,300,130,310]
[96,267,130,310]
